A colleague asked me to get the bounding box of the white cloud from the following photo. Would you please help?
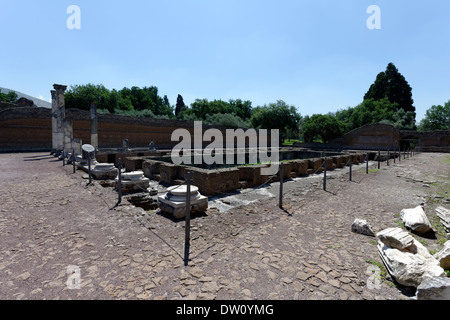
[37,95,51,103]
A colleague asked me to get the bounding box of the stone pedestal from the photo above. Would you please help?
[158,185,208,219]
[115,171,150,194]
[92,163,118,180]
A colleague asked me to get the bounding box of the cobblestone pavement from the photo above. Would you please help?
[0,152,448,300]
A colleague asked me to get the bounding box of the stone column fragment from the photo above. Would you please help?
[90,102,98,149]
[53,84,67,154]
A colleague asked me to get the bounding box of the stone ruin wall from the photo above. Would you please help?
[333,123,450,152]
[337,123,401,150]
[401,130,450,153]
[0,107,52,152]
[0,107,231,152]
[1,107,448,153]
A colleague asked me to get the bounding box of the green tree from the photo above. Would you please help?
[65,84,110,111]
[190,99,232,119]
[365,62,415,119]
[7,91,18,103]
[175,94,187,118]
[0,90,18,103]
[163,95,170,108]
[229,99,253,121]
[418,101,450,131]
[302,114,345,143]
[333,97,410,132]
[250,100,302,141]
[204,113,251,129]
[380,109,417,130]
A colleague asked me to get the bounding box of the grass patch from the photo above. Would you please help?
[282,139,300,146]
[366,259,386,276]
[365,259,397,287]
[393,219,405,229]
[414,236,429,247]
[429,215,447,244]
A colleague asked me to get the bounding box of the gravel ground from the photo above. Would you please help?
[0,152,448,301]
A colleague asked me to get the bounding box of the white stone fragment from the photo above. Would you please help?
[415,276,450,300]
[434,241,450,270]
[351,219,375,237]
[400,206,433,234]
[376,227,414,250]
[436,206,450,232]
[377,237,446,288]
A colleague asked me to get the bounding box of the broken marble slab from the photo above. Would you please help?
[415,276,450,300]
[436,206,450,232]
[351,219,375,237]
[433,241,450,270]
[377,234,446,288]
[400,206,433,234]
[376,227,414,250]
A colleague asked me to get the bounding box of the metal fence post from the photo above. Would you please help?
[279,163,284,209]
[323,155,327,191]
[72,148,76,174]
[117,158,122,204]
[378,150,381,169]
[366,152,369,174]
[88,155,92,184]
[349,154,352,181]
[184,172,191,266]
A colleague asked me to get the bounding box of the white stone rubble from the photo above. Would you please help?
[400,206,433,234]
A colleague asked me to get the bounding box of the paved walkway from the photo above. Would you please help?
[0,152,448,300]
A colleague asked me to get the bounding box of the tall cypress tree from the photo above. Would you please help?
[175,94,187,118]
[364,63,415,119]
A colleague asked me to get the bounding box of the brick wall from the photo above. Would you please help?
[0,107,233,152]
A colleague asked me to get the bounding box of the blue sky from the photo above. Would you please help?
[1,0,449,122]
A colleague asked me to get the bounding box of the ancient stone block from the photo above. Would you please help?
[142,160,162,180]
[434,241,450,270]
[351,219,375,237]
[376,227,414,250]
[158,185,208,219]
[115,171,150,194]
[415,276,450,300]
[378,237,446,288]
[92,163,118,180]
[400,206,433,234]
[308,159,323,173]
[436,206,450,232]
[159,163,180,184]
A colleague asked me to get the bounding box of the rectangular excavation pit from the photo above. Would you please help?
[138,149,359,196]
